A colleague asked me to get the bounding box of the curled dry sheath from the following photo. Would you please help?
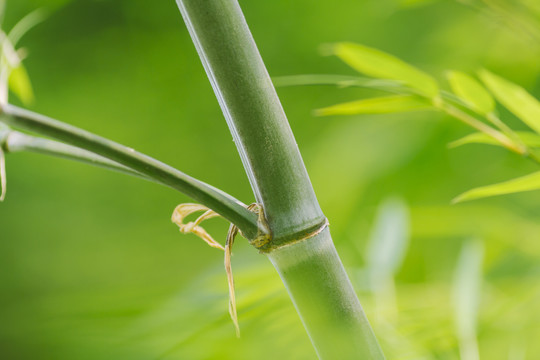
[171,202,264,337]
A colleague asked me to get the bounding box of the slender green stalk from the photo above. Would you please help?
[176,0,384,358]
[0,104,261,239]
[273,74,406,93]
[436,102,527,156]
[3,130,148,180]
[273,74,475,109]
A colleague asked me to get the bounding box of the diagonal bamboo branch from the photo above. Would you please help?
[0,104,262,239]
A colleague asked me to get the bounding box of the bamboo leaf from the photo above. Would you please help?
[453,171,540,203]
[8,64,34,105]
[330,42,439,98]
[366,197,409,277]
[315,95,431,116]
[453,239,483,360]
[479,69,540,134]
[449,131,540,148]
[446,71,495,115]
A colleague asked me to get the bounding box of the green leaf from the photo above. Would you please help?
[479,69,540,134]
[8,64,34,105]
[453,240,483,355]
[446,71,495,115]
[330,42,439,98]
[453,171,540,203]
[449,131,540,148]
[366,197,409,277]
[315,95,432,116]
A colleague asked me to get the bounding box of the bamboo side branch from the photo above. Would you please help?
[0,105,261,239]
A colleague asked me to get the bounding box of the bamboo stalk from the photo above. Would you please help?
[175,0,384,357]
[268,229,385,358]
[176,0,326,249]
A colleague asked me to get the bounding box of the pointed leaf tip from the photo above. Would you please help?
[316,95,432,116]
[453,171,540,203]
[479,69,540,135]
[449,131,540,149]
[332,42,439,98]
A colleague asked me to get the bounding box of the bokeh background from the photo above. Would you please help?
[1,0,539,359]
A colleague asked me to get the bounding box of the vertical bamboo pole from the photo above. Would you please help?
[175,1,385,358]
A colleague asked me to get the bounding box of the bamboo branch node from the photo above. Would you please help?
[242,203,272,249]
[262,218,330,252]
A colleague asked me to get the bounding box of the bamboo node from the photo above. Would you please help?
[263,218,330,252]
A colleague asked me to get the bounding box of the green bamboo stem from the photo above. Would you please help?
[3,130,149,180]
[175,0,384,358]
[0,104,261,239]
[268,228,384,359]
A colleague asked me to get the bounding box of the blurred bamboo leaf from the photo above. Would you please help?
[8,64,33,105]
[453,239,483,360]
[0,8,44,106]
[366,197,410,278]
[449,131,540,148]
[453,171,540,203]
[329,42,439,98]
[478,69,540,134]
[446,71,495,115]
[315,95,431,116]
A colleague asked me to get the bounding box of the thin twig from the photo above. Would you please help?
[4,131,148,180]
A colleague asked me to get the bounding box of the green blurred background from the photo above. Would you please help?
[1,0,539,359]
